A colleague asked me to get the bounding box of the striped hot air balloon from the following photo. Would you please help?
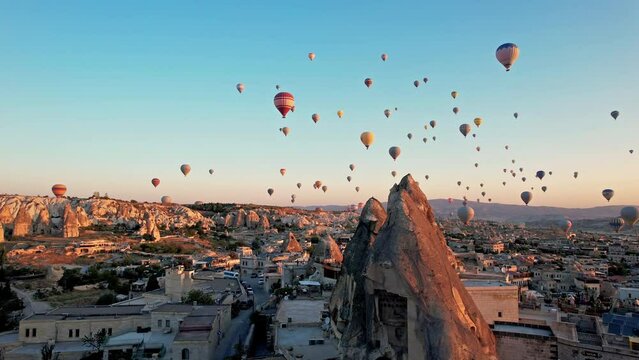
[496,43,520,71]
[274,92,295,118]
[51,184,67,198]
[609,217,625,232]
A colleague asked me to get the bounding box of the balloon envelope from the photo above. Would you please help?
[151,178,160,188]
[360,132,375,149]
[496,43,520,71]
[459,124,471,137]
[161,196,172,205]
[364,78,373,88]
[388,146,401,161]
[621,206,639,227]
[457,206,475,225]
[274,92,295,118]
[521,191,533,205]
[180,164,191,176]
[52,184,67,198]
[611,110,619,120]
[267,188,274,196]
[602,189,614,202]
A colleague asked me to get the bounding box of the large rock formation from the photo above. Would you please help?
[258,215,270,230]
[329,198,387,351]
[13,206,32,237]
[282,232,303,253]
[312,234,343,264]
[139,211,161,240]
[76,206,91,227]
[331,175,497,360]
[245,210,260,229]
[233,209,246,228]
[62,204,80,238]
[0,223,4,242]
[33,208,51,235]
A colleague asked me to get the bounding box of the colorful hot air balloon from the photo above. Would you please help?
[282,127,290,136]
[381,53,388,61]
[180,164,191,176]
[321,185,328,193]
[473,117,483,127]
[541,186,547,192]
[236,83,245,93]
[360,131,375,149]
[521,191,533,205]
[209,169,214,175]
[274,92,295,118]
[280,168,286,176]
[459,124,471,137]
[161,196,172,204]
[458,206,475,225]
[297,183,302,189]
[308,52,315,61]
[151,178,160,188]
[453,107,460,115]
[314,180,322,189]
[611,110,620,120]
[621,206,639,227]
[384,109,391,118]
[364,78,373,88]
[312,113,320,124]
[388,146,401,161]
[609,217,625,232]
[413,80,420,88]
[496,43,520,71]
[349,164,355,171]
[347,176,352,182]
[451,91,458,99]
[51,184,67,198]
[337,110,344,118]
[536,171,545,180]
[602,189,615,202]
[391,171,397,177]
[429,120,436,128]
[557,219,573,236]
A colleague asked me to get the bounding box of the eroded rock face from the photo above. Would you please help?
[245,210,260,229]
[331,175,497,360]
[233,209,246,228]
[312,234,343,264]
[63,204,80,238]
[258,215,270,230]
[282,232,303,253]
[139,211,160,240]
[13,206,33,237]
[76,207,91,227]
[329,198,387,351]
[0,223,4,242]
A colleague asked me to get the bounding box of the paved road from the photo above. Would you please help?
[12,287,52,318]
[214,276,270,360]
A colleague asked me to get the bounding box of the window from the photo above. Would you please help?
[69,329,73,338]
[32,328,37,337]
[25,328,30,338]
[75,329,80,337]
[498,312,503,318]
[165,319,170,327]
[181,348,190,360]
[158,319,162,327]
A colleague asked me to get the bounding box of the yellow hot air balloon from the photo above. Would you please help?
[337,110,344,118]
[360,131,375,149]
[473,117,482,127]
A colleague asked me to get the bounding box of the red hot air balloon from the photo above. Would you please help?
[151,178,160,188]
[274,92,295,118]
[52,184,67,198]
[364,78,373,88]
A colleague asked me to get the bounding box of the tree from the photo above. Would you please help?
[146,275,160,291]
[57,269,85,291]
[41,343,58,360]
[82,329,108,354]
[183,289,215,305]
[95,293,117,305]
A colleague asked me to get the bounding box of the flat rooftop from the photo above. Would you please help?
[463,280,515,288]
[275,299,325,325]
[493,323,554,337]
[277,326,339,359]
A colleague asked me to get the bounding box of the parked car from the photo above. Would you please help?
[250,273,258,278]
[258,279,264,285]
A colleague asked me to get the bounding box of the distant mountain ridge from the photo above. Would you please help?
[300,199,629,223]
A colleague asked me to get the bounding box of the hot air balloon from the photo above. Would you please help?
[459,124,471,137]
[432,136,436,141]
[308,52,315,61]
[282,127,290,136]
[360,132,375,149]
[557,219,573,236]
[267,188,274,196]
[496,43,519,71]
[274,92,295,118]
[548,171,553,176]
[473,117,483,127]
[457,181,462,186]
[347,176,352,182]
[514,112,519,119]
[236,83,245,93]
[291,198,295,204]
[630,150,634,154]
[611,110,619,120]
[425,175,430,180]
[180,164,191,176]
[505,145,509,150]
[423,138,428,143]
[275,85,280,90]
[391,171,397,177]
[522,177,527,182]
[297,183,302,189]
[161,196,172,205]
[280,168,286,176]
[573,172,578,179]
[474,163,479,168]
[151,178,160,188]
[429,120,436,128]
[458,206,475,225]
[609,217,625,232]
[355,186,360,192]
[480,183,484,187]
[321,185,327,193]
[503,169,507,173]
[472,134,476,138]
[512,159,516,164]
[337,110,344,118]
[311,113,320,124]
[349,164,355,171]
[51,184,67,198]
[466,186,470,190]
[541,186,547,192]
[413,80,420,88]
[476,146,481,152]
[407,133,413,140]
[388,146,401,161]
[621,207,639,227]
[488,198,492,202]
[423,77,428,84]
[451,91,458,99]
[453,107,460,115]
[481,191,486,197]
[511,173,516,178]
[384,109,391,118]
[536,171,545,180]
[602,189,615,202]
[209,169,214,175]
[364,78,373,88]
[381,53,388,61]
[519,167,524,173]
[503,181,507,186]
[521,191,533,205]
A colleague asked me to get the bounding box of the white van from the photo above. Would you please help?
[223,271,240,279]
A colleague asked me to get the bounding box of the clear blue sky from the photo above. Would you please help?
[1,1,638,207]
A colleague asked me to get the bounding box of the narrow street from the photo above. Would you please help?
[12,286,52,318]
[214,276,270,360]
